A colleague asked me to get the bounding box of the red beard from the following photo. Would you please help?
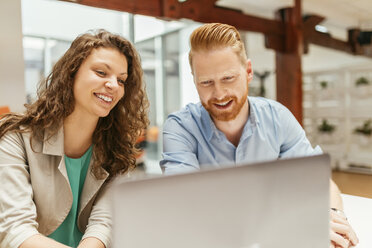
[202,89,248,122]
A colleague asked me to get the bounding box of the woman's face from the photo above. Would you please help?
[72,47,127,120]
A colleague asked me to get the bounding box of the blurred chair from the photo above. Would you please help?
[135,130,147,168]
[147,126,159,143]
[0,105,10,117]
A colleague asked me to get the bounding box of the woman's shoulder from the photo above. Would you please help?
[0,130,28,162]
[0,123,40,155]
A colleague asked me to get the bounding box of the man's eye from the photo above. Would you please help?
[223,76,234,81]
[200,80,212,86]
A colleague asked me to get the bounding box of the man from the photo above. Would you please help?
[160,23,358,248]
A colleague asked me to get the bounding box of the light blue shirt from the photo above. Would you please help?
[160,97,322,174]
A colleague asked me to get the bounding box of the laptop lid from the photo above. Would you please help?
[111,154,330,248]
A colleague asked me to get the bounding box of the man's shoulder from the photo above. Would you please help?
[167,102,202,121]
[249,96,287,113]
[249,97,297,132]
[163,102,208,144]
[164,102,204,129]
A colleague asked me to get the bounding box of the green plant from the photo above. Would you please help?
[320,81,328,89]
[354,119,372,136]
[355,77,370,87]
[318,119,335,133]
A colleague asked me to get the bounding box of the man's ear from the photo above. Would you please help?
[246,59,253,81]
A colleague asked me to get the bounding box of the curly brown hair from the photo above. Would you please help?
[0,30,149,180]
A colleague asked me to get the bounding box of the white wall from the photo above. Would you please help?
[0,0,26,112]
[303,45,372,73]
[21,0,129,41]
[134,15,185,43]
[179,24,200,107]
[245,29,372,100]
[245,32,277,100]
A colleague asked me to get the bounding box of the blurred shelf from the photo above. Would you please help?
[304,67,372,174]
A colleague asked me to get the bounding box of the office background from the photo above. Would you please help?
[1,1,372,246]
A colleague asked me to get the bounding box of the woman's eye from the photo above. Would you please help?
[96,70,106,76]
[118,79,126,85]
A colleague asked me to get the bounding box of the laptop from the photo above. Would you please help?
[111,154,330,248]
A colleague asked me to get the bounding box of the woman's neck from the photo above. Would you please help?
[63,111,98,158]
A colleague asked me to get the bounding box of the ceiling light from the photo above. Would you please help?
[315,25,328,33]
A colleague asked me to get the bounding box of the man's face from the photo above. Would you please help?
[191,47,252,122]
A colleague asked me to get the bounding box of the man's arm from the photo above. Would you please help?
[160,117,200,174]
[276,103,322,158]
[272,103,358,247]
[330,179,343,210]
[329,180,359,248]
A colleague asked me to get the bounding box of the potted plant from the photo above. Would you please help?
[320,81,328,89]
[318,80,333,100]
[318,119,335,133]
[353,119,372,146]
[317,119,336,143]
[355,77,370,87]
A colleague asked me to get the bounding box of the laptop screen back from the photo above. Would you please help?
[112,154,330,248]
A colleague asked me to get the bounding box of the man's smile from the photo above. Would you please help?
[213,100,233,109]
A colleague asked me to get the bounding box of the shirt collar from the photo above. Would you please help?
[201,96,260,142]
[43,125,64,156]
[41,125,109,178]
[200,105,217,141]
[240,97,259,140]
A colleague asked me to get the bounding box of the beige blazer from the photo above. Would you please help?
[0,127,112,248]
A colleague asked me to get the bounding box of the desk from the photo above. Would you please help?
[342,194,372,248]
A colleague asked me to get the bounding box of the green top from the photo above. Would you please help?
[48,146,93,248]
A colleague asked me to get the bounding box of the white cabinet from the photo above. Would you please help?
[303,66,372,174]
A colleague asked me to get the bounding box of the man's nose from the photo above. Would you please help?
[213,82,226,100]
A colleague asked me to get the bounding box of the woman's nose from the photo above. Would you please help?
[105,78,119,89]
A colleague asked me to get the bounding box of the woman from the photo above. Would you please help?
[0,30,148,248]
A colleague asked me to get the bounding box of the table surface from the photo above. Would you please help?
[342,194,372,248]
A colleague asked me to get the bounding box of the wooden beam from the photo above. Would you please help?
[275,1,303,125]
[348,29,372,57]
[305,30,372,58]
[62,0,372,59]
[303,14,353,54]
[303,15,372,58]
[302,15,324,53]
[303,15,324,29]
[306,30,353,53]
[62,0,163,17]
[162,0,284,36]
[61,0,285,36]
